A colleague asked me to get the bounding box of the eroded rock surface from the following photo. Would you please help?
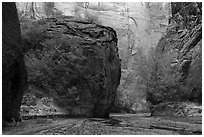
[157,2,201,101]
[151,2,202,115]
[2,2,28,123]
[23,17,121,118]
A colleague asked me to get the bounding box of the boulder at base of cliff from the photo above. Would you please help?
[2,2,28,124]
[23,17,121,118]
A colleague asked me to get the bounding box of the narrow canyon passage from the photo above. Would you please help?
[2,2,202,135]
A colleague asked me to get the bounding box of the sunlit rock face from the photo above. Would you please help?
[16,2,171,69]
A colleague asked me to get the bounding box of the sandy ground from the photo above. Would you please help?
[2,113,202,135]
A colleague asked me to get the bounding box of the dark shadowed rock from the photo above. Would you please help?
[2,2,28,123]
[23,17,121,118]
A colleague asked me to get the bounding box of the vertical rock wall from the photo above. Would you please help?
[2,3,28,122]
[156,2,202,103]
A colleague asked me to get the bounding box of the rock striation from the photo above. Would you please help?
[2,2,28,123]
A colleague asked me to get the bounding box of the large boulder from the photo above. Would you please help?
[23,17,121,118]
[2,3,28,123]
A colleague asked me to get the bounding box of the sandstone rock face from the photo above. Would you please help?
[2,3,28,122]
[150,2,202,116]
[25,17,121,118]
[156,2,202,103]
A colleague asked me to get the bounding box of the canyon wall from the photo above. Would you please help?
[2,2,28,123]
[16,2,171,69]
[16,2,171,113]
[156,2,202,103]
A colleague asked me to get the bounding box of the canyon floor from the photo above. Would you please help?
[2,113,202,135]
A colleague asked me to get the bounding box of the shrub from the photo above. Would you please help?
[185,51,202,104]
[54,86,80,109]
[21,18,85,110]
[133,46,190,105]
[25,36,84,108]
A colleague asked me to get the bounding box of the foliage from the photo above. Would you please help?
[18,10,30,22]
[113,67,147,113]
[19,6,103,110]
[54,86,80,109]
[22,20,83,110]
[112,89,136,113]
[133,46,191,106]
[21,21,45,52]
[185,50,202,103]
